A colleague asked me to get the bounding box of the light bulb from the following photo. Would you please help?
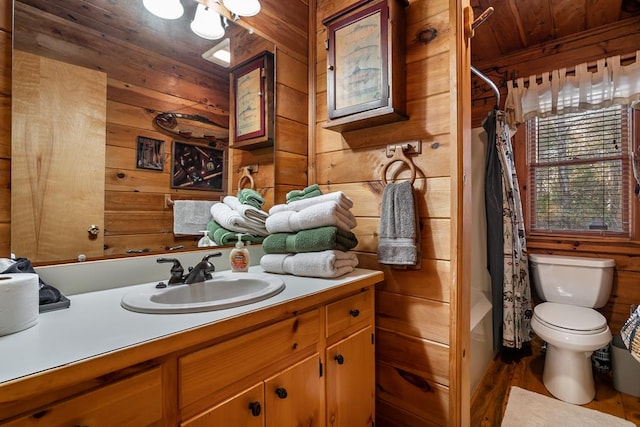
[142,0,184,20]
[223,0,261,17]
[191,4,225,40]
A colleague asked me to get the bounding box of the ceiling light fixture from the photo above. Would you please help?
[143,1,262,41]
[190,3,226,40]
[142,0,184,20]
[202,38,231,67]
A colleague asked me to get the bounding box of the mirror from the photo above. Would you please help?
[11,0,275,264]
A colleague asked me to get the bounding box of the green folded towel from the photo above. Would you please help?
[237,189,265,209]
[206,221,265,245]
[262,226,358,254]
[286,184,323,203]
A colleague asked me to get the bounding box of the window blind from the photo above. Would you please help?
[526,105,631,235]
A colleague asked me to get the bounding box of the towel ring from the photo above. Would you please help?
[237,166,255,190]
[381,145,416,185]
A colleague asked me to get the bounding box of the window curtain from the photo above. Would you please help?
[505,50,640,127]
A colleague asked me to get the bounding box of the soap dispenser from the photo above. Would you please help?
[198,230,215,247]
[229,234,249,272]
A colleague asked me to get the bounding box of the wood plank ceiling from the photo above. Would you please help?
[15,0,241,81]
[470,0,640,69]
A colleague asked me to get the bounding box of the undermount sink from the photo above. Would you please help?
[121,273,286,314]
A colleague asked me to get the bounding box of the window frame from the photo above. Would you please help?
[515,105,639,243]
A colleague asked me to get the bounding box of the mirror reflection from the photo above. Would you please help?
[11,0,275,264]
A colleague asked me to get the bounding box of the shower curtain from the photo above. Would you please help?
[484,109,533,350]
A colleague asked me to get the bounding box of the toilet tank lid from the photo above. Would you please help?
[529,253,615,268]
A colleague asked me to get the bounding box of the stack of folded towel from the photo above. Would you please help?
[207,190,269,245]
[260,187,359,278]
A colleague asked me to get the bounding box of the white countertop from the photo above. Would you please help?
[0,267,382,385]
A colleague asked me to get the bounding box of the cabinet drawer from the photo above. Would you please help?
[180,310,319,415]
[2,367,162,427]
[326,289,373,338]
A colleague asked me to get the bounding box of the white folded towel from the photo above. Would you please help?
[223,195,269,224]
[265,201,357,234]
[260,250,359,278]
[211,202,269,236]
[173,200,216,235]
[269,191,354,215]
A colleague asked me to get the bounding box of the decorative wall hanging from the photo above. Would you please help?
[230,51,274,150]
[136,136,165,171]
[153,112,229,145]
[171,141,225,191]
[323,0,409,133]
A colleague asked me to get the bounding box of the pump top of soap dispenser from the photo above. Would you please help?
[235,234,244,248]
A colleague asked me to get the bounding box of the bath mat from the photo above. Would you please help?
[501,386,635,426]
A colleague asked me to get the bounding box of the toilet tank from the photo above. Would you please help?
[529,254,615,308]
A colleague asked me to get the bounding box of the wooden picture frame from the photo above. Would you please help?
[171,141,225,191]
[230,51,274,150]
[136,136,165,171]
[323,0,408,132]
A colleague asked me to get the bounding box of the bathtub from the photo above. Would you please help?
[470,290,494,395]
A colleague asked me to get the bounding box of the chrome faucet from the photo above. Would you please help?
[184,252,223,284]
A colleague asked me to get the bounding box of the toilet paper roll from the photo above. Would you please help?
[0,273,39,336]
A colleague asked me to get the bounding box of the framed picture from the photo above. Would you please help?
[323,0,408,132]
[136,136,165,171]
[230,51,274,150]
[171,141,225,191]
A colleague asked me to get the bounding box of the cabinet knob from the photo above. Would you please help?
[349,309,360,317]
[248,401,261,417]
[328,64,334,71]
[275,387,288,399]
[335,354,344,365]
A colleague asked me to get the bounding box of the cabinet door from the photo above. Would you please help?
[182,383,264,427]
[326,327,375,427]
[265,354,322,427]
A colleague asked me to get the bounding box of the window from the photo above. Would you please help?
[526,105,631,236]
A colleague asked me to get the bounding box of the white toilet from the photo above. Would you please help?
[529,253,614,405]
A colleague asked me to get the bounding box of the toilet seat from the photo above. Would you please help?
[533,302,608,335]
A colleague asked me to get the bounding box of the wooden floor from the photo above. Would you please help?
[471,337,640,426]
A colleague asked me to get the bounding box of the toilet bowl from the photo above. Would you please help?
[529,254,615,405]
[531,302,612,404]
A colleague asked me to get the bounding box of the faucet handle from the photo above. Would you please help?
[201,252,223,276]
[156,258,185,285]
[203,252,223,262]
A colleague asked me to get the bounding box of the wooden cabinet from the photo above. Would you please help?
[0,277,380,427]
[183,355,322,427]
[326,327,375,427]
[322,0,408,133]
[325,289,375,427]
[1,367,163,427]
[180,289,375,427]
[179,310,320,419]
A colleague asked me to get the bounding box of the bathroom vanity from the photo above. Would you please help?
[0,267,382,426]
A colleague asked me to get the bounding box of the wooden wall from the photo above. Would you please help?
[225,0,310,207]
[314,0,468,424]
[472,18,640,335]
[0,0,10,258]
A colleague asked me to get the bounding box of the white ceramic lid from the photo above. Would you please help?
[533,302,608,334]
